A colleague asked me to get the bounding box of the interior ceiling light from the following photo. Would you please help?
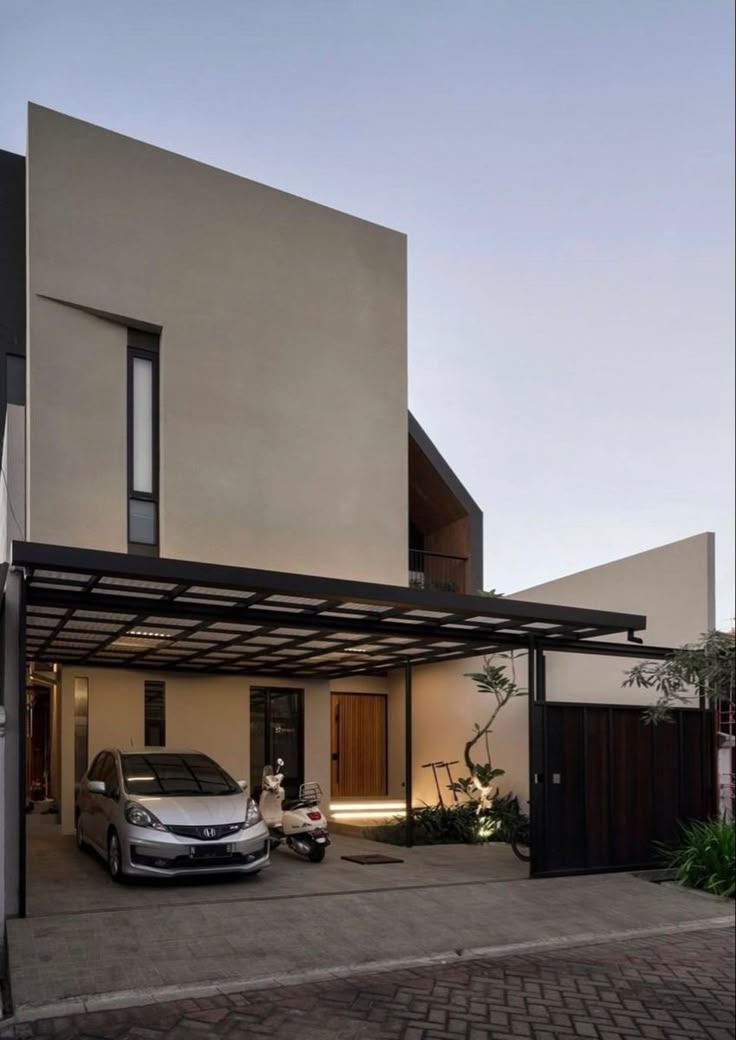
[129,629,171,639]
[112,636,167,650]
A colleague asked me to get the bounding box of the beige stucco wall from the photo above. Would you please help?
[26,104,408,583]
[406,533,715,806]
[59,666,332,834]
[511,532,715,703]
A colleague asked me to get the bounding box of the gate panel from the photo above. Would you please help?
[584,708,611,868]
[543,706,585,871]
[611,710,655,866]
[534,703,715,876]
[651,717,681,848]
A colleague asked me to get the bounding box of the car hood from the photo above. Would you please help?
[130,792,249,826]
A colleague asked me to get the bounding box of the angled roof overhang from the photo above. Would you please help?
[12,541,649,678]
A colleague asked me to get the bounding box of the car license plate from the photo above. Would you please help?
[190,844,233,859]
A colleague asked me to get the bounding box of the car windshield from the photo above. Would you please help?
[121,753,240,796]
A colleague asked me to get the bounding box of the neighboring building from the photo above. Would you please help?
[0,105,717,922]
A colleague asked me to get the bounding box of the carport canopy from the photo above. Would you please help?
[12,541,654,677]
[6,540,683,914]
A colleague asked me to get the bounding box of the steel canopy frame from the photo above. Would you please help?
[12,541,648,679]
[6,539,674,915]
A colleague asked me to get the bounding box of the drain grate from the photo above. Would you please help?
[341,854,404,865]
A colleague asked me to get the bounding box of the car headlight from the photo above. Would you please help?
[244,798,261,828]
[124,801,168,832]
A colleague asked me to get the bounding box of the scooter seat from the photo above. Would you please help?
[283,798,316,811]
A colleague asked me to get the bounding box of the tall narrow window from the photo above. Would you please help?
[144,680,166,746]
[73,677,89,784]
[127,329,159,553]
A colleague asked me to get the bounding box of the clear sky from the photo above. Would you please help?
[2,1,734,627]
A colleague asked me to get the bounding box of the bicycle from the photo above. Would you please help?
[509,813,530,862]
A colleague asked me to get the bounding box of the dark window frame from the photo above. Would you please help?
[127,329,160,556]
[144,680,166,747]
[249,687,305,799]
[73,676,89,785]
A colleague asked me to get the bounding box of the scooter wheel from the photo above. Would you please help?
[308,845,326,863]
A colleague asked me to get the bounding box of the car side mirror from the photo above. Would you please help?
[237,780,248,791]
[88,780,106,795]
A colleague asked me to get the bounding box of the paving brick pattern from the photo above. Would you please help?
[4,927,734,1040]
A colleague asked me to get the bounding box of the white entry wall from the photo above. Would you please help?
[407,533,715,807]
[57,667,333,834]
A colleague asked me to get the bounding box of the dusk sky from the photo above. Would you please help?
[2,1,733,627]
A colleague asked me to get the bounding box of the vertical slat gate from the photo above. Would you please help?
[534,703,715,876]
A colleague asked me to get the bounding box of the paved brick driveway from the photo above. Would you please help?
[5,926,734,1039]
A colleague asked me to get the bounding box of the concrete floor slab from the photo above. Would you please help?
[6,830,732,1018]
[26,828,527,916]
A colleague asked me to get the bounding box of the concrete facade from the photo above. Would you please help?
[26,104,408,584]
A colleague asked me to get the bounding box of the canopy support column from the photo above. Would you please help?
[404,659,413,848]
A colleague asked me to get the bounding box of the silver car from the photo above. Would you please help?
[75,748,270,881]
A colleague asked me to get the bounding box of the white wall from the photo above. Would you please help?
[58,666,333,834]
[407,533,715,806]
[26,104,408,584]
[513,532,714,703]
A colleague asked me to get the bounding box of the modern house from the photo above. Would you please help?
[0,105,718,923]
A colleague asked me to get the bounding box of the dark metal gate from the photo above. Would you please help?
[531,701,716,876]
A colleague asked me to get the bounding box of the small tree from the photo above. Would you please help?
[623,629,735,724]
[451,653,527,811]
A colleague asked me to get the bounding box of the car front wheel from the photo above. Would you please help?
[107,828,126,883]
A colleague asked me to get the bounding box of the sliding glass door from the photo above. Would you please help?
[250,687,304,799]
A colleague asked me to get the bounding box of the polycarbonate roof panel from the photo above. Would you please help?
[12,541,647,678]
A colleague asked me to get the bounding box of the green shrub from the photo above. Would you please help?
[367,794,526,847]
[664,818,735,898]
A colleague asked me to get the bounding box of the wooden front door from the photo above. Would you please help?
[331,693,387,798]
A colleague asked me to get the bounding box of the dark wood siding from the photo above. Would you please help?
[534,704,715,875]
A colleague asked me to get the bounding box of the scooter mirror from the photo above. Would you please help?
[276,758,285,769]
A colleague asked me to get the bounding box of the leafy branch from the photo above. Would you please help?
[623,630,735,724]
[448,654,528,812]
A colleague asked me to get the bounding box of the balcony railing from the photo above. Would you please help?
[408,549,468,594]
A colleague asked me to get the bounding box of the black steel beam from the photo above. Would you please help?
[24,588,545,649]
[12,540,647,635]
[18,570,27,918]
[536,639,674,660]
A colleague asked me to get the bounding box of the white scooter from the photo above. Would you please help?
[258,759,330,863]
